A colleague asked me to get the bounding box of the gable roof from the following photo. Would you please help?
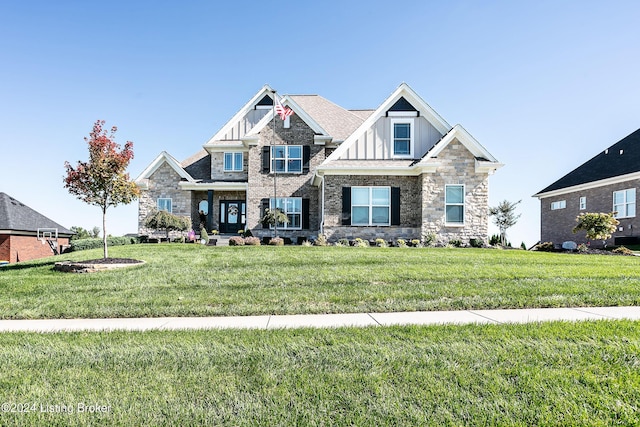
[204,84,275,146]
[0,193,73,235]
[419,124,500,163]
[535,128,640,197]
[135,151,194,189]
[325,83,452,162]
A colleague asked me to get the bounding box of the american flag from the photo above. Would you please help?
[275,96,294,120]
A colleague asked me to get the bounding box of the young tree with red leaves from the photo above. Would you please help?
[64,120,139,259]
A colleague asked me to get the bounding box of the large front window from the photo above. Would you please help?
[272,146,302,173]
[352,187,390,226]
[270,197,302,229]
[613,188,636,218]
[445,185,464,224]
[224,152,243,172]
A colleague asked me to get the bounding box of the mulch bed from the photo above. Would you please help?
[54,258,144,273]
[75,258,143,265]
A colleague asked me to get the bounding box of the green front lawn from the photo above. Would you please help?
[0,244,638,319]
[0,321,638,426]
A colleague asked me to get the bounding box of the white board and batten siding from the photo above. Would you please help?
[219,109,270,141]
[340,115,443,160]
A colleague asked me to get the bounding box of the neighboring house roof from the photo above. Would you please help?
[0,193,73,235]
[288,95,366,142]
[534,128,640,197]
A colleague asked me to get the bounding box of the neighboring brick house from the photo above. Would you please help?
[135,83,503,243]
[534,128,640,247]
[0,193,73,263]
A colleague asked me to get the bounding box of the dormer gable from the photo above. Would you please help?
[326,83,451,161]
[204,85,275,148]
[135,151,194,190]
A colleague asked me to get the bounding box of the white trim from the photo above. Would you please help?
[351,186,391,227]
[223,152,244,172]
[579,196,586,210]
[613,188,636,219]
[445,184,465,226]
[326,83,451,162]
[387,111,419,117]
[534,171,640,199]
[550,200,566,210]
[179,182,248,191]
[204,84,275,145]
[270,197,303,230]
[390,118,414,159]
[271,145,303,174]
[135,151,194,188]
[157,197,173,213]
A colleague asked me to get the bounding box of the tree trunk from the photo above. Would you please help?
[103,207,108,259]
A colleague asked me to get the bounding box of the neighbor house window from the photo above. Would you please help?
[445,185,465,224]
[351,187,390,226]
[613,188,636,218]
[391,119,413,158]
[551,200,566,210]
[270,197,302,229]
[224,152,243,172]
[579,196,586,210]
[157,198,172,213]
[272,146,302,173]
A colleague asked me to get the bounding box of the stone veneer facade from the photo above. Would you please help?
[540,178,640,247]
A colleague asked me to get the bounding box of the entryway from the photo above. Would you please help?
[219,200,246,234]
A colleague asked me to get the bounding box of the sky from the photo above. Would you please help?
[1,0,639,246]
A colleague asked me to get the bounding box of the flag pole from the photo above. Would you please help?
[271,90,278,238]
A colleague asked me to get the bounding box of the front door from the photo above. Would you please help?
[220,200,246,233]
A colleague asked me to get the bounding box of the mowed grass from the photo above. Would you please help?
[0,244,639,319]
[0,321,638,426]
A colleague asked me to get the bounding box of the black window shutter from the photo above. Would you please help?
[262,147,271,173]
[342,187,351,225]
[302,198,310,229]
[261,198,270,228]
[303,146,311,173]
[391,187,401,225]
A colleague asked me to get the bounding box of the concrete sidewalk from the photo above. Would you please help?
[0,306,638,333]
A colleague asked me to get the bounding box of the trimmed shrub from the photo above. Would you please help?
[375,238,388,248]
[69,237,136,252]
[314,234,328,246]
[410,239,422,248]
[422,232,436,247]
[469,238,484,248]
[353,238,369,247]
[396,238,407,248]
[449,239,462,248]
[534,242,555,252]
[268,237,284,246]
[612,245,634,255]
[228,236,245,246]
[244,237,261,246]
[301,240,313,247]
[338,238,350,247]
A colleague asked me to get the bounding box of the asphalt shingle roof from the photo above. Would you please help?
[536,128,640,195]
[289,95,366,141]
[0,193,73,235]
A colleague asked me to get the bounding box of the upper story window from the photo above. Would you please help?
[224,152,243,172]
[391,118,414,158]
[579,196,586,210]
[445,185,464,225]
[272,146,302,173]
[270,197,302,229]
[550,200,566,210]
[613,188,636,218]
[351,187,390,226]
[157,198,172,213]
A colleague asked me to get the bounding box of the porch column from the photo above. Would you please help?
[207,190,214,232]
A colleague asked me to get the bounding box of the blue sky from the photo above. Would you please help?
[1,0,639,245]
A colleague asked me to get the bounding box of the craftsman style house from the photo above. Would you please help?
[136,83,503,243]
[0,192,73,263]
[534,128,640,247]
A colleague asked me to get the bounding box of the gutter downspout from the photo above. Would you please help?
[320,176,325,236]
